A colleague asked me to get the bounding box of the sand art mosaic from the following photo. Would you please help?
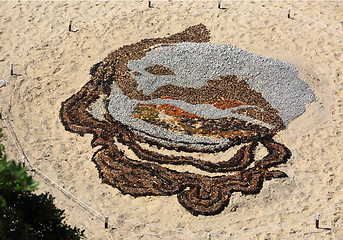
[60,24,315,216]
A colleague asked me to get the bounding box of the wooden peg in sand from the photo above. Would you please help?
[148,1,152,8]
[22,156,26,168]
[315,214,320,229]
[105,216,109,229]
[288,9,291,19]
[10,62,13,76]
[69,19,73,31]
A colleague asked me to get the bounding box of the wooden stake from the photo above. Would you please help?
[315,214,319,229]
[22,156,26,168]
[148,1,152,8]
[69,19,72,31]
[288,9,291,19]
[218,0,221,9]
[105,216,109,229]
[10,62,13,75]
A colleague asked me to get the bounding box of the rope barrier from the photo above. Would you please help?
[317,199,343,218]
[2,109,343,239]
[1,2,342,238]
[211,203,343,239]
[0,116,204,238]
[1,116,106,219]
[107,216,202,238]
[291,9,343,35]
[211,215,315,238]
[258,5,343,37]
[2,118,25,163]
[109,226,177,239]
[60,1,343,38]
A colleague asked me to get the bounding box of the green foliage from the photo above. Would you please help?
[0,128,85,240]
[0,154,39,192]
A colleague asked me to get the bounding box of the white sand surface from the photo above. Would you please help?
[0,1,342,239]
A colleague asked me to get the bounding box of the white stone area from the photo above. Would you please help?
[128,42,315,125]
[89,42,315,149]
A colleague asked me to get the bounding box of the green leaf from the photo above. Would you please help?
[0,128,85,239]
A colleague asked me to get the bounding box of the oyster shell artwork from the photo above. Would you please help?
[60,24,315,216]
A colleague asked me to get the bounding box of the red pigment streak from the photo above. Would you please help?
[162,96,245,109]
[161,96,178,100]
[159,96,245,118]
[157,104,203,119]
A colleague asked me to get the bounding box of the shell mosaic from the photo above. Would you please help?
[60,24,315,216]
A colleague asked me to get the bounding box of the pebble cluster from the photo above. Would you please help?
[127,42,315,126]
[60,24,314,215]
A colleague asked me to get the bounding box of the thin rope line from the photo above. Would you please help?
[4,98,342,239]
[27,161,106,218]
[219,0,343,1]
[108,216,202,237]
[212,215,314,238]
[27,162,202,237]
[0,117,203,238]
[317,199,343,217]
[1,92,342,238]
[1,117,106,219]
[1,2,342,238]
[291,10,343,35]
[260,5,343,36]
[0,80,9,109]
[2,118,25,161]
[109,225,180,239]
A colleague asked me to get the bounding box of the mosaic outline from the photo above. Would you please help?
[60,24,314,216]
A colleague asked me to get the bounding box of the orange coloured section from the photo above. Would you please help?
[161,96,246,110]
[157,104,203,119]
[161,96,178,100]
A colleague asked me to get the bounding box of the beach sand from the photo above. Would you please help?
[0,1,342,239]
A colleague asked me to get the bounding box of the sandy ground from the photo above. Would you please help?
[0,1,343,239]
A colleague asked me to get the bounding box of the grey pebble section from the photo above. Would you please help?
[106,83,233,147]
[88,85,231,147]
[89,42,315,149]
[87,97,106,121]
[128,42,316,125]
